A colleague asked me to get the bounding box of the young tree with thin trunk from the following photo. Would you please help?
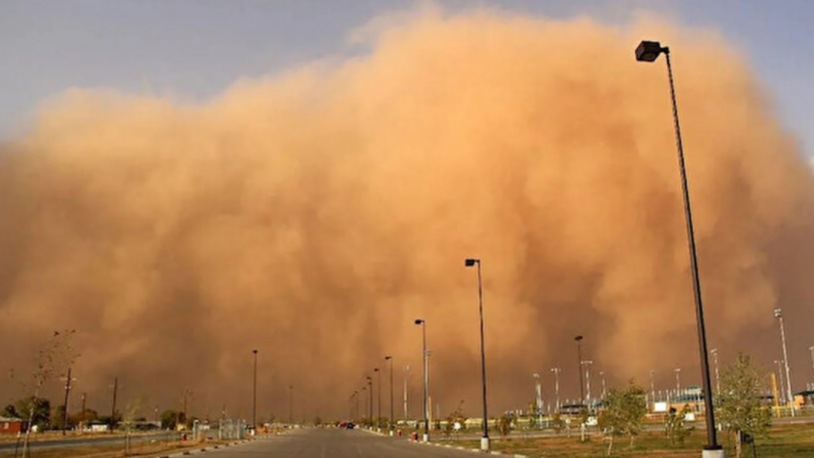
[11,330,80,458]
[597,380,647,455]
[715,353,772,458]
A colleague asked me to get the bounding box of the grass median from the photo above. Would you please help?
[438,424,814,457]
[0,438,237,458]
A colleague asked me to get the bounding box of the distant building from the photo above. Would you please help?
[0,416,26,434]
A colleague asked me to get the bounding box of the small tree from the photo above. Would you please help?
[12,330,80,458]
[715,353,772,458]
[597,380,647,455]
[2,405,18,418]
[551,411,564,435]
[498,414,512,436]
[664,405,694,446]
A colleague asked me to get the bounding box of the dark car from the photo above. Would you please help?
[346,422,355,429]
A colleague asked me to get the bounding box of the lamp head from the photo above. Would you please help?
[575,335,584,342]
[414,319,424,325]
[464,258,479,267]
[635,40,665,62]
[385,355,392,360]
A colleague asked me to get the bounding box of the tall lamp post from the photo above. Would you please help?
[465,258,490,452]
[710,349,721,394]
[414,319,429,442]
[774,308,795,415]
[635,40,722,457]
[289,385,293,425]
[252,350,258,432]
[374,368,382,430]
[582,360,593,406]
[366,376,373,425]
[551,368,561,412]
[385,356,394,433]
[533,373,542,424]
[774,360,787,405]
[574,336,585,406]
[809,346,814,387]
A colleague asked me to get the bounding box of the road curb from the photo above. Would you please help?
[407,438,530,457]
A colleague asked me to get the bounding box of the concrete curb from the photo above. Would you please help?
[163,439,254,457]
[406,438,529,457]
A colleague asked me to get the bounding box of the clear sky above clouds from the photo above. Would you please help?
[1,0,812,158]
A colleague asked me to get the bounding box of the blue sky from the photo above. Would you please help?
[1,0,812,159]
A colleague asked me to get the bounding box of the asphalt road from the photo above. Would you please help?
[210,428,482,458]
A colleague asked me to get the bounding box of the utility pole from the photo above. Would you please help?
[649,370,655,405]
[61,367,75,436]
[289,385,293,425]
[550,368,561,411]
[110,377,118,433]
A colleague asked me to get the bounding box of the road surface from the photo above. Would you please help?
[210,428,481,457]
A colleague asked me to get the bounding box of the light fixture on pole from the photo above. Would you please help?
[465,258,490,452]
[414,318,429,442]
[635,39,722,458]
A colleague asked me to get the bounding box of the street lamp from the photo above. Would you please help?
[289,385,293,425]
[635,40,722,457]
[809,346,814,386]
[374,368,382,430]
[650,370,656,406]
[774,308,795,415]
[252,350,258,432]
[465,258,491,452]
[551,368,561,412]
[366,375,373,425]
[361,386,367,423]
[582,360,593,406]
[710,349,721,395]
[533,373,542,426]
[675,368,682,398]
[574,336,585,407]
[385,356,394,433]
[414,318,429,442]
[774,360,786,405]
[599,371,607,399]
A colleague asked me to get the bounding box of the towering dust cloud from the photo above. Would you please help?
[2,8,814,420]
